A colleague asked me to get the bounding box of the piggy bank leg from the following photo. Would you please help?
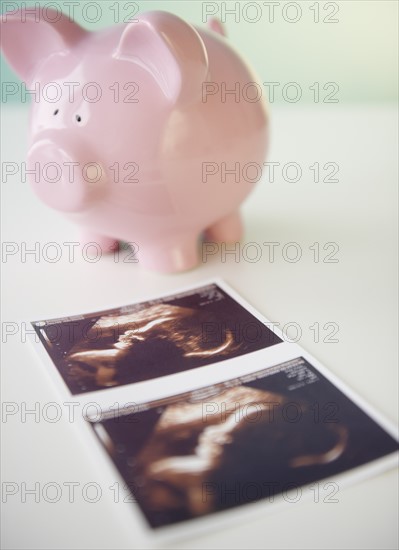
[205,211,243,242]
[139,237,199,273]
[80,231,119,253]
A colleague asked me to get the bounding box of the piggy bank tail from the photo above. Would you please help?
[209,18,226,37]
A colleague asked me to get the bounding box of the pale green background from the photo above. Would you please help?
[0,0,398,103]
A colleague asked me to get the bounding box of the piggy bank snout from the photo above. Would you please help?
[27,138,105,213]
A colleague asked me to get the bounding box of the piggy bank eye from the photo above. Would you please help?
[76,115,82,123]
[53,109,59,115]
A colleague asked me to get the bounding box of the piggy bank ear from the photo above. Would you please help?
[0,8,86,83]
[114,11,209,106]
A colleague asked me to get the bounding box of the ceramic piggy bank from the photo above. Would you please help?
[1,8,268,272]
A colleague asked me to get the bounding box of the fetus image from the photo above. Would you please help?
[32,284,281,394]
[131,386,348,523]
[65,303,240,391]
[93,358,399,528]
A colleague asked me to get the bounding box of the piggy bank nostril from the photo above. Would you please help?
[84,163,104,183]
[53,109,59,116]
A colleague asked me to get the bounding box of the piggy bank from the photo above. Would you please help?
[1,9,268,272]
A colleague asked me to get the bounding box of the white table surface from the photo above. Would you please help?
[1,103,398,550]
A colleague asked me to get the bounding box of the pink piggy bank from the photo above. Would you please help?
[1,8,268,273]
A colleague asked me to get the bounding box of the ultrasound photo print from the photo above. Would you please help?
[31,284,281,394]
[92,357,398,529]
